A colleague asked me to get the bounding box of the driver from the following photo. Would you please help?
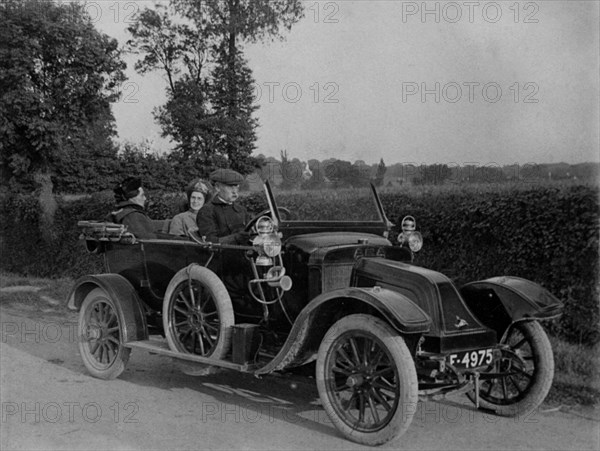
[196,169,252,244]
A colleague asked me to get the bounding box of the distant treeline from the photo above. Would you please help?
[1,140,597,195]
[384,161,599,185]
[249,158,600,190]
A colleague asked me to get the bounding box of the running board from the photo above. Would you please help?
[125,339,260,372]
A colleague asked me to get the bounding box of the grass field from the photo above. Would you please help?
[1,271,597,408]
[548,336,600,406]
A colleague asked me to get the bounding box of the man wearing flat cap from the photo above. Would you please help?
[196,169,251,244]
[107,176,156,239]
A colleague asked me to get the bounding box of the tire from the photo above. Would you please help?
[468,321,554,416]
[78,288,130,380]
[163,265,234,360]
[316,314,418,446]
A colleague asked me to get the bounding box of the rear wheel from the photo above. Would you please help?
[468,321,554,416]
[163,265,234,360]
[78,288,130,380]
[316,314,418,446]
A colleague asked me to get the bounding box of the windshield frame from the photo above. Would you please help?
[262,181,392,235]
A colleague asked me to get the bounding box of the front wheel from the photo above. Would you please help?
[316,314,418,446]
[468,321,554,416]
[78,288,130,380]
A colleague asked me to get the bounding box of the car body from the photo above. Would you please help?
[69,182,563,446]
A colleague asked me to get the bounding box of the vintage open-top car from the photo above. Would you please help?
[69,182,563,445]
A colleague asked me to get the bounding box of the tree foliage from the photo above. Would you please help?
[209,41,259,174]
[174,0,305,47]
[0,0,126,191]
[279,149,303,190]
[125,3,207,93]
[374,158,387,186]
[126,0,304,174]
[154,76,216,164]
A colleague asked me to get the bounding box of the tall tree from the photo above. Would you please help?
[210,42,259,173]
[0,0,126,194]
[126,3,207,95]
[279,149,303,190]
[126,4,216,172]
[374,158,387,186]
[177,0,303,173]
[155,75,216,165]
[127,0,304,174]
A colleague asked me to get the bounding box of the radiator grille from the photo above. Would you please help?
[322,264,354,292]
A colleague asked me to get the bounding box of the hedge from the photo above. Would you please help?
[1,183,597,346]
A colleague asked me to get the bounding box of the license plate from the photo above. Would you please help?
[448,348,494,369]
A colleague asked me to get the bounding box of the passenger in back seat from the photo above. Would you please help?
[168,178,212,237]
[107,176,156,239]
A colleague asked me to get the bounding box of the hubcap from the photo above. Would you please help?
[346,373,365,388]
[189,311,204,330]
[86,324,102,340]
[83,299,121,366]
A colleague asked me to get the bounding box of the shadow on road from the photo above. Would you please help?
[1,303,342,440]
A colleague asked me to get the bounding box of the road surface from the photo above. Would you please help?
[1,297,598,450]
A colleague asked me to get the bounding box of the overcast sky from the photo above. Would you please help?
[95,1,599,165]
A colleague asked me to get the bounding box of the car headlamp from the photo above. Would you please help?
[252,216,282,258]
[262,235,282,257]
[398,215,423,252]
[401,216,416,233]
[252,233,282,257]
[252,216,281,257]
[255,216,274,234]
[407,231,423,252]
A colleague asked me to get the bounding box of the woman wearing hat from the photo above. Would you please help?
[168,178,212,236]
[107,177,156,239]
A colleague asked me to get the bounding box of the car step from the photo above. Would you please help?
[125,339,260,372]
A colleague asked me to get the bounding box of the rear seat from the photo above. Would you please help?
[151,219,172,234]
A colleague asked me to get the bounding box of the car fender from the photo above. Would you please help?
[460,276,563,336]
[255,286,430,375]
[67,274,148,343]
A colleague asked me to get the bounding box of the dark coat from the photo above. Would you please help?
[107,201,156,239]
[196,197,249,244]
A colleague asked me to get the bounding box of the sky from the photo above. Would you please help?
[93,0,600,166]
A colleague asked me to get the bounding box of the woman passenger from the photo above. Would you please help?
[168,179,212,236]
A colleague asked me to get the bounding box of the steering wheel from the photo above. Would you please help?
[245,207,294,232]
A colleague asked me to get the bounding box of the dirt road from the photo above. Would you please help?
[1,301,598,450]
